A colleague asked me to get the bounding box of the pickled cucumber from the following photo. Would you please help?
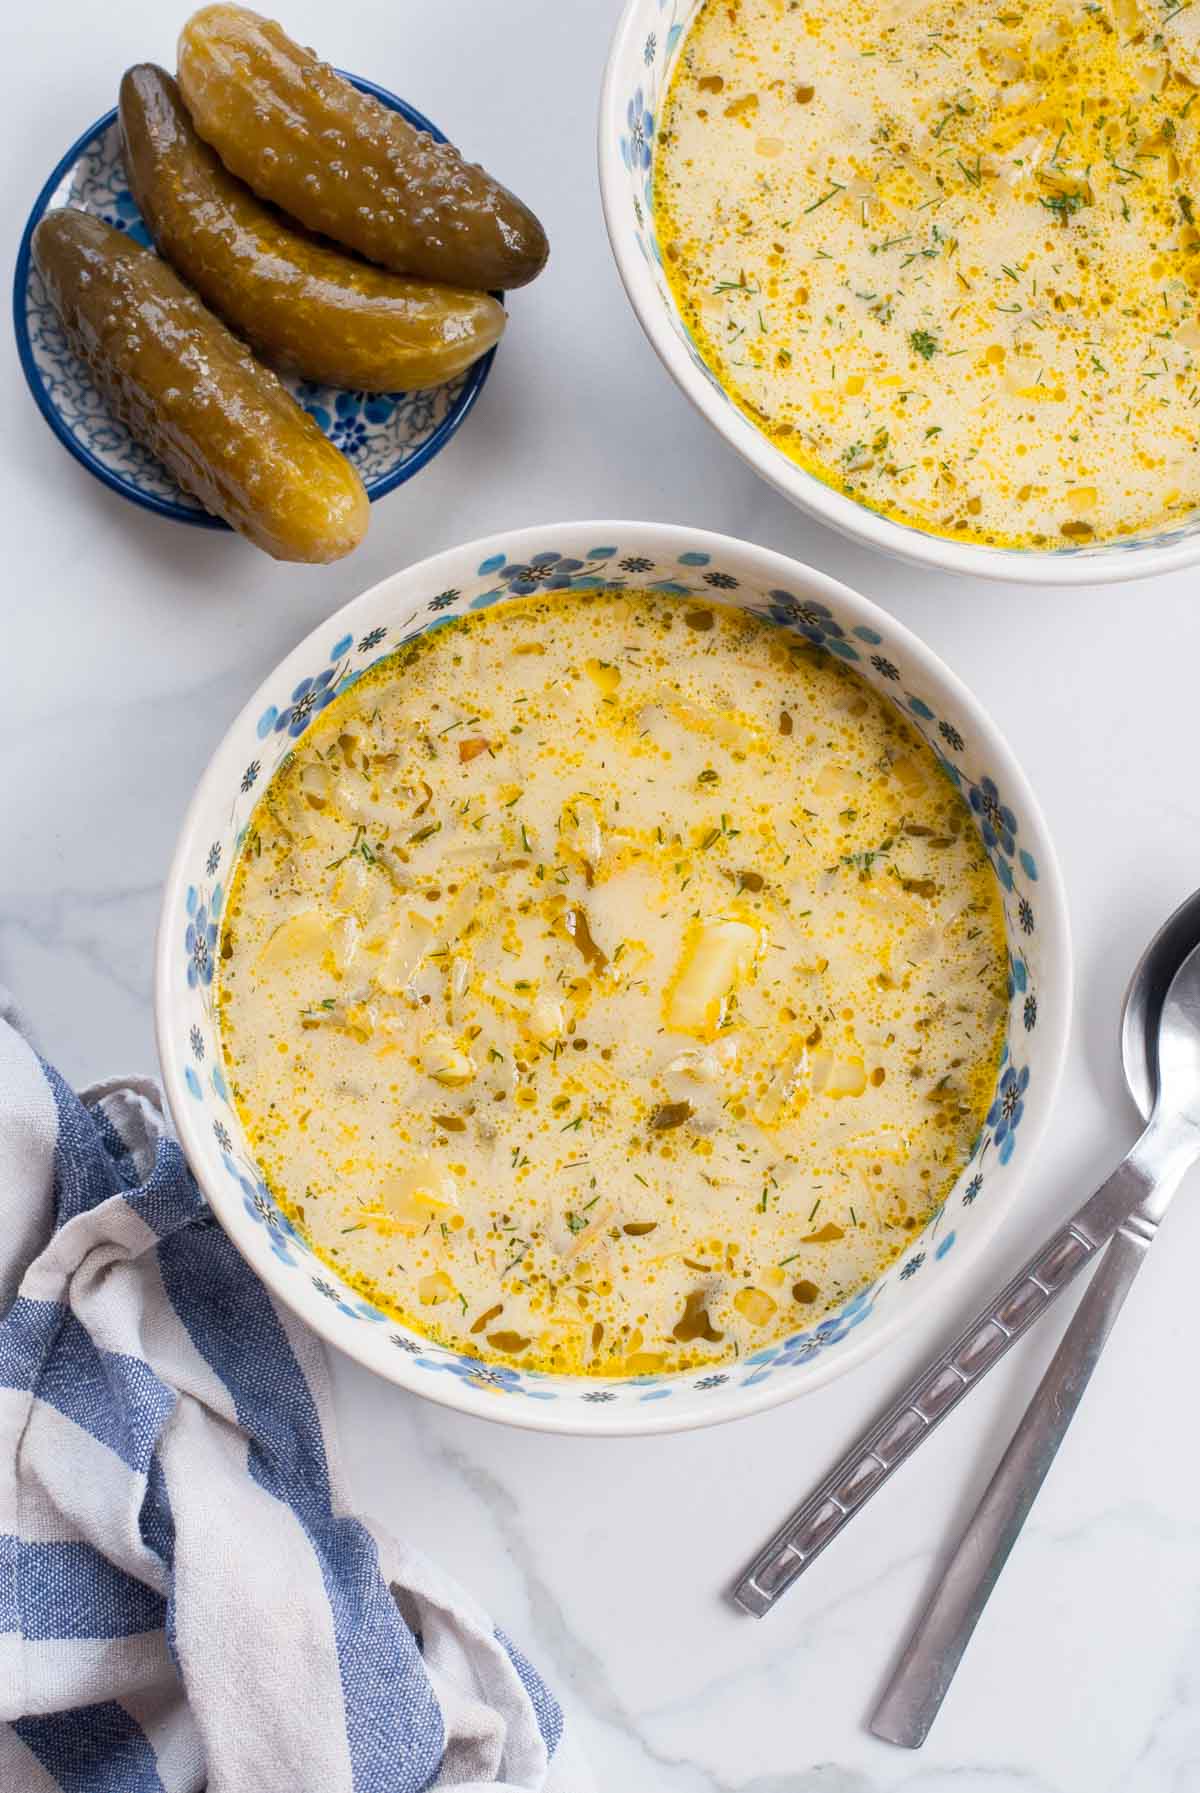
[120,65,506,392]
[32,209,368,562]
[177,5,549,289]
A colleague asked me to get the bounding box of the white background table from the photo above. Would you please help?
[4,2,1200,1786]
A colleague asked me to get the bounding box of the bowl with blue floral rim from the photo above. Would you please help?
[157,520,1072,1436]
[600,0,1200,586]
[13,74,501,532]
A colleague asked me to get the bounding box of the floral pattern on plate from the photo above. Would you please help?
[15,81,498,526]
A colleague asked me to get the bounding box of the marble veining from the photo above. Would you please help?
[5,0,1200,1784]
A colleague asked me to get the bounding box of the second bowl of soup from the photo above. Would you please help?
[157,521,1070,1432]
[601,0,1200,584]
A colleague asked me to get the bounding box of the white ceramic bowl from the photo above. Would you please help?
[156,521,1071,1434]
[599,1,1200,587]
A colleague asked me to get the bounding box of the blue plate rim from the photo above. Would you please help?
[12,71,500,532]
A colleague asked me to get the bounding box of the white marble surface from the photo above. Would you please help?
[4,2,1200,1786]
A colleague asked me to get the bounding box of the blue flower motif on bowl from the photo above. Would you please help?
[625,88,655,170]
[764,590,859,660]
[245,1186,276,1228]
[424,1354,531,1396]
[185,903,217,989]
[970,775,1018,858]
[498,552,587,595]
[14,77,500,530]
[275,669,340,739]
[987,1063,1030,1164]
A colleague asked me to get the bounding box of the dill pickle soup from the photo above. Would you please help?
[654,0,1200,550]
[216,589,1008,1378]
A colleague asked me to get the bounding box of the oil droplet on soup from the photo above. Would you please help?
[655,0,1200,549]
[217,592,1007,1377]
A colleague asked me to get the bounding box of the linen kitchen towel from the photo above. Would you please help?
[0,994,590,1793]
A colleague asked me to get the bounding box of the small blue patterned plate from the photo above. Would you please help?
[13,75,500,530]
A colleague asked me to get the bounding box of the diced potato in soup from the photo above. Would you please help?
[217,591,1007,1376]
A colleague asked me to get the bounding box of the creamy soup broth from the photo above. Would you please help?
[218,591,1007,1375]
[655,0,1200,548]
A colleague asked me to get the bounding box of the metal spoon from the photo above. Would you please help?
[1120,888,1200,1120]
[733,891,1200,1739]
[871,910,1200,1742]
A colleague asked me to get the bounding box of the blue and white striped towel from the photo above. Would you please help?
[0,996,589,1793]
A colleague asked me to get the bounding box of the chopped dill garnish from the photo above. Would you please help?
[804,181,845,214]
[1038,189,1085,220]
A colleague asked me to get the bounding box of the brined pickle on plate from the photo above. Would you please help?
[120,66,506,393]
[177,4,550,289]
[32,209,368,562]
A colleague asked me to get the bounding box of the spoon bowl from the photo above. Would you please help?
[1122,887,1200,1120]
[1148,935,1200,1134]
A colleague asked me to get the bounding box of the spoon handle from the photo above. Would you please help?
[870,1202,1163,1747]
[731,1131,1163,1619]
